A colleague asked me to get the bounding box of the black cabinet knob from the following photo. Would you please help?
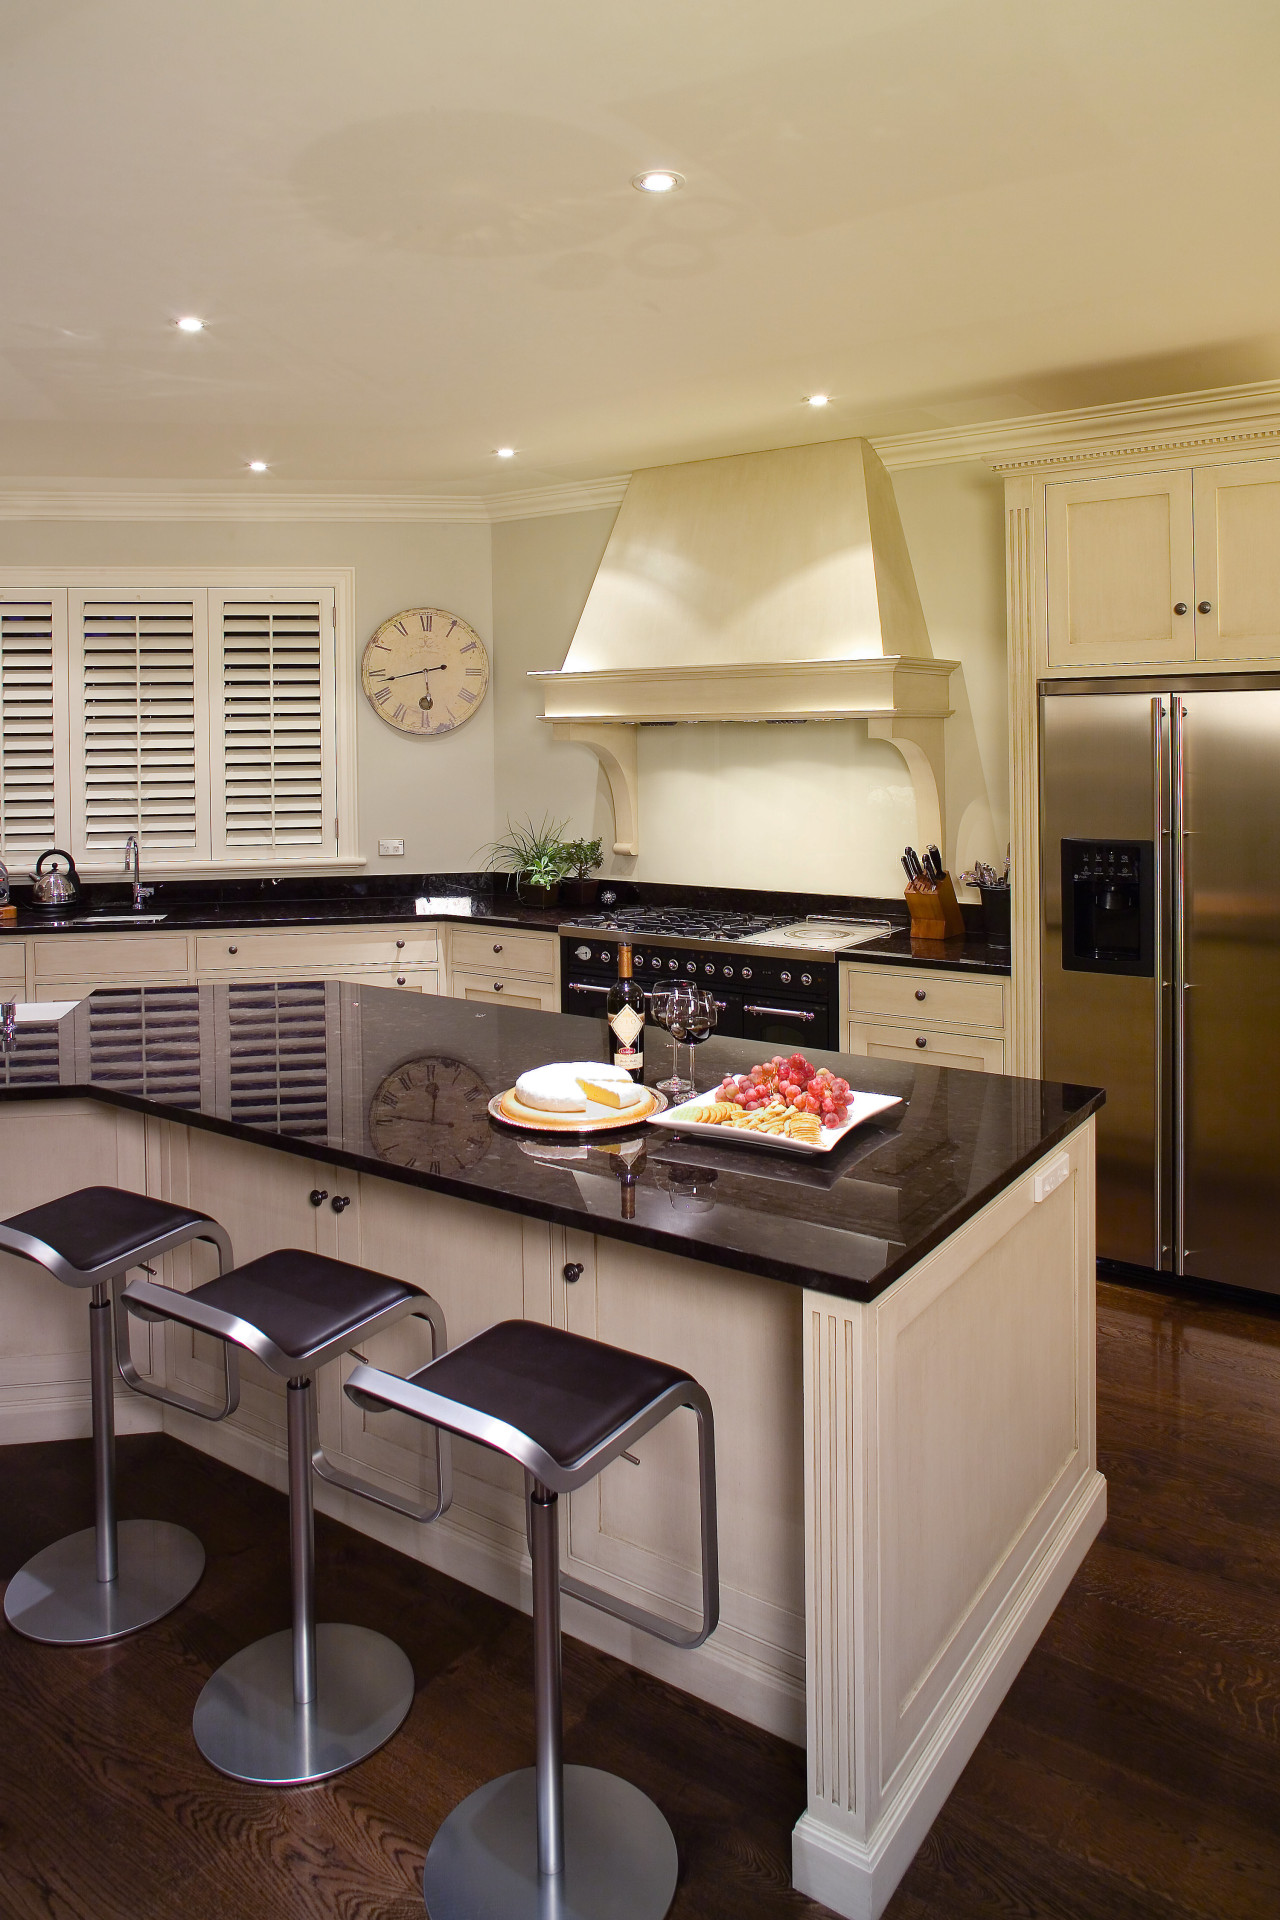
[309,1189,328,1206]
[1174,602,1188,615]
[563,1262,583,1284]
[331,1194,351,1213]
[915,1036,927,1048]
[493,981,504,991]
[228,944,238,954]
[1198,601,1212,614]
[396,976,406,985]
[396,938,405,949]
[493,942,503,953]
[915,988,927,1001]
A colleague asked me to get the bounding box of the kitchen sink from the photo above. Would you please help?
[44,912,170,926]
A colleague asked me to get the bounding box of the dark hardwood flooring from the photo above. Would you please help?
[1,1278,1277,1919]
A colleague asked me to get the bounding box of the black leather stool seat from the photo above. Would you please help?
[189,1248,422,1364]
[2,1186,218,1275]
[407,1319,689,1472]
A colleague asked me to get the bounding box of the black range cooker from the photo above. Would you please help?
[560,906,837,1051]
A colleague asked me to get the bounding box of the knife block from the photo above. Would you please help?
[904,873,966,941]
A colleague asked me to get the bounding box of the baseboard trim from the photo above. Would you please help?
[792,1468,1106,1920]
[0,1391,162,1446]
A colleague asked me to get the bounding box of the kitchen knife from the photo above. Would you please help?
[907,847,925,881]
[926,845,944,881]
[901,855,915,883]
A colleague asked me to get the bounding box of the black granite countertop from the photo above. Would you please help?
[0,985,1098,1302]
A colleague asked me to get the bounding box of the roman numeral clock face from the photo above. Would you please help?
[361,607,490,736]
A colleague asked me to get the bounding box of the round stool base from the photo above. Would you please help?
[4,1520,204,1646]
[193,1623,413,1785]
[423,1765,678,1920]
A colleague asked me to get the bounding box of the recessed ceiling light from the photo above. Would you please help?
[632,170,684,194]
[248,461,267,473]
[175,315,205,333]
[806,393,830,408]
[496,447,515,459]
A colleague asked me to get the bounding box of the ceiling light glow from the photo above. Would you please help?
[496,447,515,459]
[175,315,205,333]
[248,461,267,472]
[806,393,830,408]
[633,170,684,193]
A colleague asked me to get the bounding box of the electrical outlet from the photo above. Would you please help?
[378,838,405,857]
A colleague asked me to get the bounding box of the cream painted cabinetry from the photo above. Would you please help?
[1047,456,1280,669]
[842,964,1007,1074]
[449,924,559,1012]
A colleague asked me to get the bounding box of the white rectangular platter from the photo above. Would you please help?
[646,1089,904,1157]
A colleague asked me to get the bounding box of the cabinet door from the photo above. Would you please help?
[451,969,559,1011]
[844,1020,1004,1073]
[1047,471,1195,666]
[1192,460,1280,661]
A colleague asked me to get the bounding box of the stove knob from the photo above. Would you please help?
[722,964,733,978]
[800,972,812,986]
[686,959,697,974]
[651,956,663,970]
[600,949,611,964]
[741,966,753,981]
[704,962,716,976]
[575,944,592,961]
[780,971,792,985]
[668,957,679,971]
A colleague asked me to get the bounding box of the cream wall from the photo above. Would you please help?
[491,459,1008,896]
[0,518,495,874]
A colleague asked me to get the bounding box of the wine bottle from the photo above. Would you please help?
[606,942,646,1081]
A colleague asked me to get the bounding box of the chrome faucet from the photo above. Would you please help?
[124,835,154,911]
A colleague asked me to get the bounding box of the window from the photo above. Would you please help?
[0,571,355,872]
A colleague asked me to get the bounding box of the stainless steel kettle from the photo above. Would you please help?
[30,848,82,910]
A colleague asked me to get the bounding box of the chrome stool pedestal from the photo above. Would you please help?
[0,1186,233,1646]
[123,1248,450,1785]
[347,1318,718,1920]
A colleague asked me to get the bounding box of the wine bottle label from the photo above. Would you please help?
[610,1005,644,1049]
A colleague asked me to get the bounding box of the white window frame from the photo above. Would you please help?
[0,567,360,875]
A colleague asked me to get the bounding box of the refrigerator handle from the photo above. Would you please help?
[1171,695,1187,1276]
[1151,696,1165,1271]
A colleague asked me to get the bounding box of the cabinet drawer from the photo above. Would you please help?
[0,943,25,989]
[450,927,555,980]
[451,969,559,1012]
[34,933,189,982]
[845,1019,1004,1074]
[843,967,1005,1030]
[345,968,440,995]
[194,926,438,975]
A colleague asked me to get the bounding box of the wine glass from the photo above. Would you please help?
[672,984,716,1095]
[649,984,687,1096]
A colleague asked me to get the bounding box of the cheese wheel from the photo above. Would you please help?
[515,1061,633,1113]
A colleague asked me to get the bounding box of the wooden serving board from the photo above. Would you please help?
[490,1085,665,1134]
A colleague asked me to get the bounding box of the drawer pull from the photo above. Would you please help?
[915,988,926,1001]
[916,1036,927,1048]
[309,1189,328,1207]
[396,975,406,985]
[228,944,238,955]
[395,938,405,949]
[493,942,503,953]
[563,1262,583,1284]
[331,1194,351,1214]
[493,980,504,992]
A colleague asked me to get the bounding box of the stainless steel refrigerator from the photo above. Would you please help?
[1041,676,1280,1295]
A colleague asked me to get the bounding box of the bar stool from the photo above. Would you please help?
[0,1185,234,1646]
[346,1318,718,1920]
[121,1248,451,1786]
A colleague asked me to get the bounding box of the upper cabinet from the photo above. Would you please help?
[1046,457,1280,669]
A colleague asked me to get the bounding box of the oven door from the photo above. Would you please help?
[740,995,830,1051]
[564,978,745,1039]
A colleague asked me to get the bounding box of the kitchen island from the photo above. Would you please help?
[0,985,1102,1920]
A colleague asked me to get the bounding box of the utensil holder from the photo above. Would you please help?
[904,873,966,941]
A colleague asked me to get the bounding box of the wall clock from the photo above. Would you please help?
[368,1055,493,1175]
[361,607,490,736]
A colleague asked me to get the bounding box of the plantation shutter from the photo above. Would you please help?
[0,591,69,862]
[68,593,209,859]
[215,980,334,1142]
[75,985,205,1108]
[211,590,336,857]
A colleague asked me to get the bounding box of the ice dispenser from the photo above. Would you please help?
[1060,839,1154,976]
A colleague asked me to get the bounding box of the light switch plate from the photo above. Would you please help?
[379,838,405,857]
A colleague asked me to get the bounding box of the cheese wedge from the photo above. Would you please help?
[577,1077,645,1110]
[515,1061,632,1113]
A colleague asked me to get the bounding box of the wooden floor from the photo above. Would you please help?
[1,1278,1277,1920]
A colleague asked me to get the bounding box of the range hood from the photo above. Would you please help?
[532,437,957,855]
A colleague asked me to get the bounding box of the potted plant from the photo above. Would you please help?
[559,836,603,909]
[480,815,573,907]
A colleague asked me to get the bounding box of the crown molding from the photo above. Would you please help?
[871,377,1280,474]
[0,474,631,525]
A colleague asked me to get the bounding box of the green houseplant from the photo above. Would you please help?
[480,815,573,906]
[559,836,603,908]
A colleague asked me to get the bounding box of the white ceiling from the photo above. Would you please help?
[3,0,1280,491]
